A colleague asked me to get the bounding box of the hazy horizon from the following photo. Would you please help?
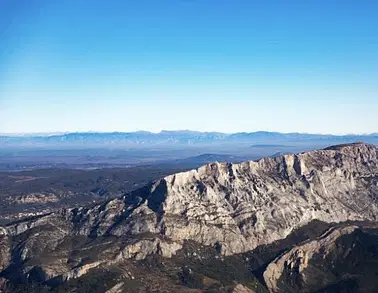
[1,129,378,137]
[1,1,377,134]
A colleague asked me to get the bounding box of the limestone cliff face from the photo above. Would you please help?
[1,143,378,284]
[263,225,358,292]
[61,142,378,255]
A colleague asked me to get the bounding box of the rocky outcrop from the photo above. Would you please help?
[115,238,182,260]
[64,261,103,280]
[263,225,357,292]
[233,284,256,293]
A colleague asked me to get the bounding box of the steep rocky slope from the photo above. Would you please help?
[0,142,378,292]
[263,223,378,292]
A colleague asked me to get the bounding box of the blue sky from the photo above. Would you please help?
[0,0,377,134]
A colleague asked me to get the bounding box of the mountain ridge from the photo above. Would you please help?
[1,142,378,292]
[1,131,378,148]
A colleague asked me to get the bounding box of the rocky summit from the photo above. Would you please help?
[1,142,378,292]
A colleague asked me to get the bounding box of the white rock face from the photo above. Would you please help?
[61,142,378,255]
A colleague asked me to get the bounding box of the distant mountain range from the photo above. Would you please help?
[1,130,377,148]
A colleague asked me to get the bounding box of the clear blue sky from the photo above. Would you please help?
[0,0,377,134]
